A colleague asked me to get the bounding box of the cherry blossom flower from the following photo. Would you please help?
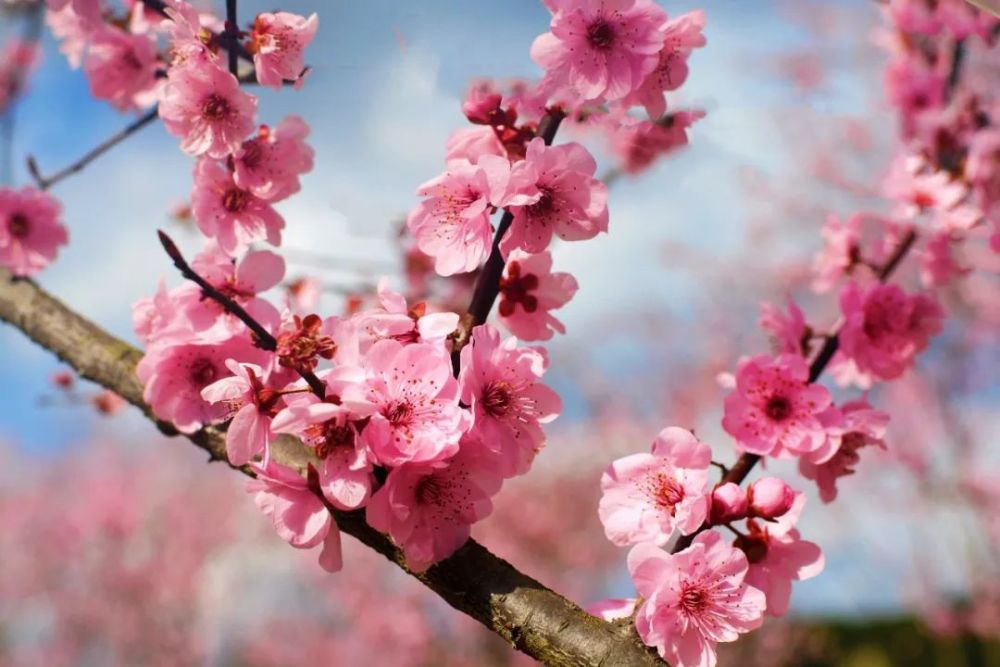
[459,325,560,477]
[132,280,185,346]
[599,427,712,546]
[883,155,981,231]
[46,0,102,28]
[163,0,218,65]
[233,115,315,201]
[918,231,968,287]
[738,494,824,617]
[531,0,668,105]
[407,157,528,276]
[628,531,766,667]
[136,334,266,433]
[348,340,467,466]
[501,138,608,256]
[799,400,889,502]
[758,297,808,357]
[709,483,748,525]
[0,186,69,277]
[444,126,507,165]
[191,158,285,255]
[812,213,864,293]
[607,110,703,174]
[366,449,503,572]
[621,10,707,119]
[838,281,944,381]
[159,61,257,159]
[587,598,638,621]
[249,11,318,89]
[201,360,283,466]
[275,314,337,372]
[746,477,795,521]
[271,372,375,511]
[171,241,284,336]
[353,280,460,349]
[721,354,834,459]
[83,26,161,112]
[246,461,343,572]
[46,5,91,69]
[497,249,578,341]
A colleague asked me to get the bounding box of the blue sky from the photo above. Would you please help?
[1,0,943,617]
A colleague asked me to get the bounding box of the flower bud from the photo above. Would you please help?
[462,88,505,126]
[748,477,795,520]
[709,482,748,524]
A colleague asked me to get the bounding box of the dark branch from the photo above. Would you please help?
[0,267,664,666]
[28,107,159,191]
[156,230,329,399]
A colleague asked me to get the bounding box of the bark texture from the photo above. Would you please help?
[0,269,663,667]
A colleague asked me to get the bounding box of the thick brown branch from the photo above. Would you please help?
[0,268,663,667]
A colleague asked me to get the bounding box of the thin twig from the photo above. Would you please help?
[28,107,159,191]
[156,230,329,398]
[225,0,240,78]
[671,228,920,554]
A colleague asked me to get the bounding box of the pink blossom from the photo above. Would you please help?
[747,477,795,521]
[159,60,257,158]
[531,0,667,105]
[271,374,374,511]
[46,5,91,69]
[365,449,503,572]
[201,360,281,466]
[758,297,808,356]
[233,116,315,201]
[407,157,525,276]
[172,241,284,335]
[799,400,889,503]
[598,427,712,546]
[459,325,560,477]
[444,126,507,165]
[191,158,285,255]
[132,280,184,346]
[497,249,578,341]
[739,495,824,617]
[721,354,833,459]
[0,186,69,277]
[136,333,266,433]
[246,461,343,572]
[46,0,102,27]
[812,213,863,293]
[607,110,703,173]
[883,155,981,231]
[163,0,218,65]
[349,340,467,466]
[838,281,944,381]
[918,231,968,287]
[628,531,766,667]
[249,12,318,89]
[83,26,161,112]
[587,598,638,621]
[353,279,460,349]
[91,389,127,416]
[709,483,748,525]
[621,10,707,119]
[501,138,609,256]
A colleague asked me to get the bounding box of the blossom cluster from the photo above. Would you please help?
[587,1,998,664]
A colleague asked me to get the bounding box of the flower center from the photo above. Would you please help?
[654,474,685,513]
[587,20,615,50]
[525,188,555,218]
[240,139,264,169]
[7,213,29,238]
[498,261,540,317]
[764,395,792,422]
[911,190,936,209]
[415,474,446,506]
[189,358,217,387]
[680,585,707,614]
[482,380,514,417]
[222,188,250,213]
[202,94,231,121]
[309,421,355,459]
[385,401,413,426]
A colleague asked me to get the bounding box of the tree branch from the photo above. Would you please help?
[671,228,919,554]
[0,268,664,667]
